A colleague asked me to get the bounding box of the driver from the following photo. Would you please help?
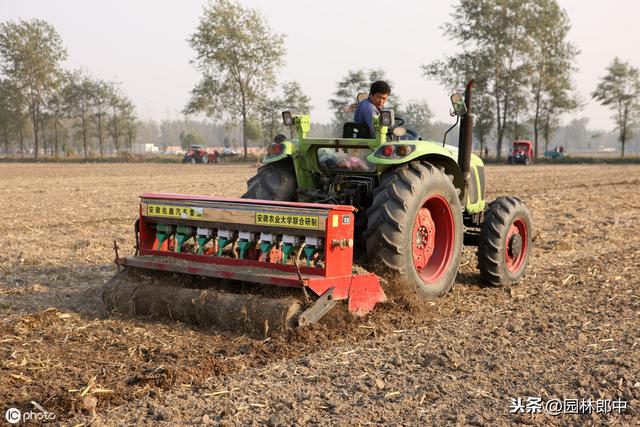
[353,80,391,138]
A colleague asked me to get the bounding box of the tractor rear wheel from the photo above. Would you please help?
[242,159,297,201]
[365,161,463,298]
[478,196,532,286]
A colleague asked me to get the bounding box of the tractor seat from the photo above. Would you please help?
[342,122,371,139]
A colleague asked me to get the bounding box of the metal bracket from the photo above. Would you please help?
[113,240,122,272]
[298,288,338,327]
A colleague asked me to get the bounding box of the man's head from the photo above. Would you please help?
[368,80,391,109]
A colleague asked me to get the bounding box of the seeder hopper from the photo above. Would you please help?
[103,194,386,333]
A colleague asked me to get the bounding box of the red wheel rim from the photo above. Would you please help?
[412,195,455,283]
[505,218,528,273]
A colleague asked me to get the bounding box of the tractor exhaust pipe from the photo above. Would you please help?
[457,80,474,195]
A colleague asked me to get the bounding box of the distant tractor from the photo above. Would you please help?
[508,140,534,165]
[544,146,568,160]
[183,145,219,164]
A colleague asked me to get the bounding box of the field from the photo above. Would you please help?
[1,162,639,425]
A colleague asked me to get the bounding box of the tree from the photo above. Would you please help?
[528,0,579,157]
[400,100,433,139]
[328,69,391,128]
[0,79,23,157]
[473,93,495,157]
[120,98,137,153]
[63,71,95,159]
[179,131,205,150]
[185,0,285,160]
[0,19,68,159]
[592,58,640,157]
[43,74,68,157]
[91,79,113,158]
[281,81,311,114]
[260,97,284,145]
[107,87,136,156]
[423,0,539,159]
[260,80,311,143]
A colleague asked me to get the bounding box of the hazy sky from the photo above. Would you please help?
[2,0,639,130]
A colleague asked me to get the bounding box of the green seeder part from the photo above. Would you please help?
[238,240,252,259]
[281,243,294,264]
[175,225,195,253]
[303,246,318,267]
[217,237,232,256]
[196,235,212,254]
[259,242,274,258]
[156,224,175,251]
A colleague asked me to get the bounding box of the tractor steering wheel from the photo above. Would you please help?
[391,116,406,130]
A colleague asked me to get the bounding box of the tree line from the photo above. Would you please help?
[186,0,638,159]
[0,19,136,159]
[2,1,638,160]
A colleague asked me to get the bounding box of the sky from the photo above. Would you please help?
[2,0,639,130]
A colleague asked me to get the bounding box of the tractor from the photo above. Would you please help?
[508,140,534,165]
[104,81,532,334]
[183,145,219,164]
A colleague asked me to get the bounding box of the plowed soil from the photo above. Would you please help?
[1,163,638,426]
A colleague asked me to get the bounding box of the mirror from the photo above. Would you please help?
[282,111,293,126]
[392,127,407,137]
[356,92,368,103]
[450,93,467,116]
[380,110,395,127]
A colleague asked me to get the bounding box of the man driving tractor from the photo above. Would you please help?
[353,80,391,138]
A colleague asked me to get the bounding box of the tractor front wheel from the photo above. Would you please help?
[242,159,297,201]
[365,161,463,298]
[478,196,532,286]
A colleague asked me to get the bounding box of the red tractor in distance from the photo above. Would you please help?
[508,140,534,165]
[183,145,219,164]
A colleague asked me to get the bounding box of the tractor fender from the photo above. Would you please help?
[368,143,465,202]
[417,154,465,202]
[262,140,296,164]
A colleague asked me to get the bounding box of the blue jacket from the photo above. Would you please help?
[353,98,379,138]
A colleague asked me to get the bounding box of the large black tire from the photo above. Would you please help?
[242,159,297,201]
[478,196,532,286]
[365,161,463,298]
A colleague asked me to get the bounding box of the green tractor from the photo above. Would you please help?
[243,81,532,298]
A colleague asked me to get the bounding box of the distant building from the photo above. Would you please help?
[164,146,184,155]
[132,143,159,154]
